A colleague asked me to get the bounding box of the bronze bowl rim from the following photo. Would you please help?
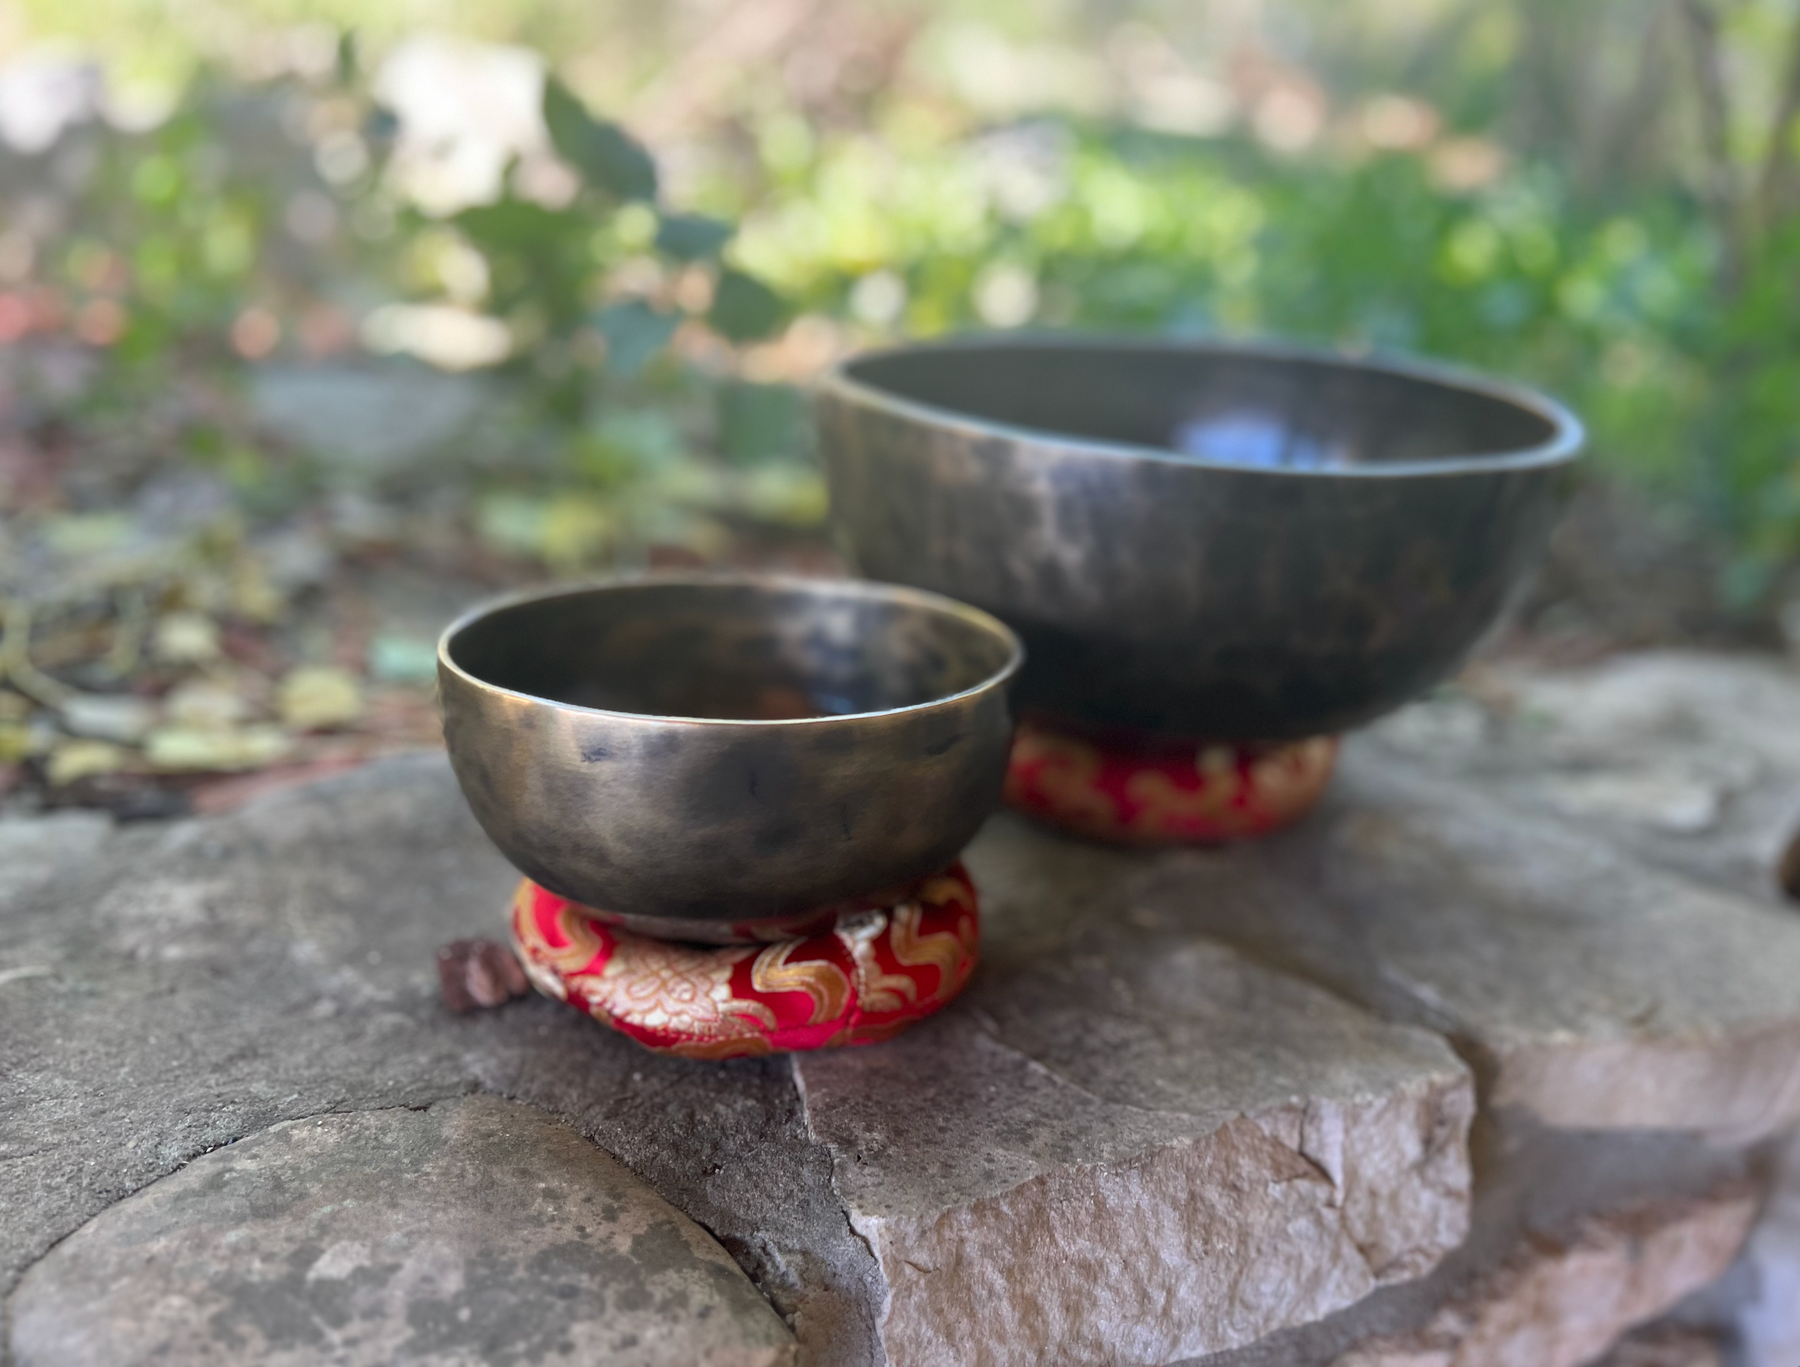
[436,570,1026,727]
[817,331,1585,479]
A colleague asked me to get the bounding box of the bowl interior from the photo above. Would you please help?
[445,579,1016,721]
[844,342,1563,470]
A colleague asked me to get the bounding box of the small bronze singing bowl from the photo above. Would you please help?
[817,335,1584,741]
[438,575,1022,942]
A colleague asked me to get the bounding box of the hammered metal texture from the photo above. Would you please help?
[817,336,1582,740]
[438,575,1021,940]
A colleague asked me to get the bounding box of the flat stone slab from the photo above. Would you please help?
[0,754,1474,1367]
[1367,652,1800,1367]
[1736,1130,1800,1367]
[1599,1326,1728,1367]
[15,651,1800,1366]
[1188,1114,1757,1367]
[1109,736,1800,1139]
[1370,651,1800,905]
[1331,1187,1756,1367]
[797,936,1469,1366]
[10,1095,795,1367]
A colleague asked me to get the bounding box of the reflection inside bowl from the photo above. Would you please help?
[744,685,851,720]
[445,579,1011,723]
[817,337,1583,738]
[1173,410,1349,470]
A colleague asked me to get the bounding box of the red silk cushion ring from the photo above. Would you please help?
[1005,715,1338,845]
[510,863,979,1059]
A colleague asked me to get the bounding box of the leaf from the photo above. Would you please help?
[707,269,789,343]
[593,299,680,378]
[278,666,365,731]
[152,612,221,664]
[43,512,132,557]
[655,212,733,261]
[0,723,41,763]
[336,29,360,87]
[367,634,440,685]
[146,726,293,773]
[61,695,157,744]
[363,103,400,149]
[718,382,805,465]
[742,464,829,527]
[575,408,683,487]
[583,408,684,474]
[475,494,550,560]
[542,75,657,202]
[473,493,611,569]
[230,555,285,622]
[454,200,575,253]
[164,679,250,730]
[47,740,130,786]
[538,494,614,571]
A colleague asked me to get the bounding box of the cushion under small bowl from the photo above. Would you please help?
[510,862,979,1058]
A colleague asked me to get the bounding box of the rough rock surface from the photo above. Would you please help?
[1731,1129,1800,1367]
[1372,651,1800,904]
[1173,651,1800,1367]
[1178,1107,1757,1367]
[797,948,1470,1365]
[9,1095,795,1367]
[1100,738,1800,1139]
[1598,1324,1728,1367]
[12,649,1800,1366]
[1605,1325,1728,1367]
[0,753,1474,1367]
[1328,1188,1756,1367]
[1372,651,1800,1365]
[0,760,876,1366]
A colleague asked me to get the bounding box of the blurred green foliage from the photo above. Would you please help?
[4,0,1799,612]
[3,52,815,578]
[5,0,1797,810]
[730,120,1797,602]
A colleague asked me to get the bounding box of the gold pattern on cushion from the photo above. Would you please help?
[750,941,853,1025]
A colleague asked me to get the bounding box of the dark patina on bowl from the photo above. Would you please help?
[438,574,1021,941]
[817,335,1582,741]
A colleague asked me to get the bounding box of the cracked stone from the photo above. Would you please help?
[1370,651,1800,907]
[9,1095,795,1367]
[1329,1188,1755,1367]
[1733,1129,1800,1367]
[1102,738,1800,1139]
[796,955,1471,1367]
[1185,1115,1758,1367]
[0,753,1474,1367]
[1365,652,1800,1367]
[8,664,1798,1367]
[1105,652,1800,1367]
[1597,1324,1727,1367]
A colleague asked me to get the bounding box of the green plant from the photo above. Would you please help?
[429,73,810,564]
[728,109,1794,609]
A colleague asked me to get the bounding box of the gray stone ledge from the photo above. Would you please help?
[1,754,1474,1367]
[1103,742,1800,1139]
[16,650,1800,1366]
[10,1095,796,1367]
[1330,1185,1757,1367]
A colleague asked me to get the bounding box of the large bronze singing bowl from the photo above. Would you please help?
[817,336,1583,740]
[438,575,1021,941]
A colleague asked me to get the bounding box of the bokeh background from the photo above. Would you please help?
[2,0,1798,815]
